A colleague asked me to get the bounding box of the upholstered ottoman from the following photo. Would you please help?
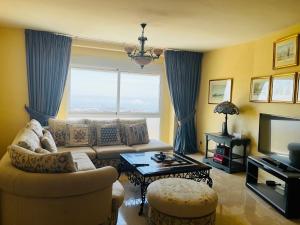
[146,178,218,225]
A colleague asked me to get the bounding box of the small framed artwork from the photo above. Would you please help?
[208,78,232,104]
[273,34,299,69]
[270,73,296,103]
[250,76,270,102]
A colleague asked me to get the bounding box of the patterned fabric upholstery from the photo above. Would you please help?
[35,147,51,154]
[41,130,58,152]
[147,178,218,218]
[124,123,149,146]
[119,119,146,144]
[48,118,86,146]
[17,128,41,151]
[26,119,44,138]
[148,207,216,225]
[96,124,121,146]
[92,158,121,169]
[9,145,78,173]
[65,124,90,147]
[87,119,119,146]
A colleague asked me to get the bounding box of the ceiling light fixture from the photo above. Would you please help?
[125,23,163,69]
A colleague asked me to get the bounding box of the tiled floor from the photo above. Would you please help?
[117,153,300,225]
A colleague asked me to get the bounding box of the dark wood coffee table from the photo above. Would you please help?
[118,151,212,215]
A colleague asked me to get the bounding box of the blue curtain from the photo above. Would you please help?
[25,29,72,126]
[164,50,202,154]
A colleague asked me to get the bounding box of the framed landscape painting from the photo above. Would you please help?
[250,76,270,102]
[270,73,296,103]
[273,34,299,69]
[208,78,232,104]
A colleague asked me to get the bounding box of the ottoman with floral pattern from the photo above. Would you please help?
[146,178,218,225]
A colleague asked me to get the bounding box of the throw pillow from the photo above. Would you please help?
[9,145,78,173]
[48,118,86,146]
[17,128,41,151]
[41,130,58,152]
[124,123,149,146]
[65,123,90,147]
[35,148,51,154]
[119,119,146,144]
[87,119,119,146]
[26,119,44,138]
[96,124,121,146]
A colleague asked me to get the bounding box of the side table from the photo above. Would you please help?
[203,132,250,173]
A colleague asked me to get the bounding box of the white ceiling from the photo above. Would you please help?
[1,0,300,51]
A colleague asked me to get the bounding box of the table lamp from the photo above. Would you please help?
[214,101,239,136]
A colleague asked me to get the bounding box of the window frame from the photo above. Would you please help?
[68,65,162,119]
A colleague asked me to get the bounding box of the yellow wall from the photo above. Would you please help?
[197,23,300,155]
[0,27,29,157]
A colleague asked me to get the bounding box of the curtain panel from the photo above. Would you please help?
[164,50,202,154]
[25,29,72,125]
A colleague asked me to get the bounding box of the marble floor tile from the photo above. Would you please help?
[117,154,300,225]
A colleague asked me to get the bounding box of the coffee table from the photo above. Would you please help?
[118,151,212,215]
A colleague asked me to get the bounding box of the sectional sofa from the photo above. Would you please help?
[0,118,173,225]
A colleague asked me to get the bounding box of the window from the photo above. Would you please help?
[69,67,161,138]
[70,68,118,113]
[120,72,160,113]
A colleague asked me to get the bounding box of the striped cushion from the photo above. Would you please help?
[124,123,149,146]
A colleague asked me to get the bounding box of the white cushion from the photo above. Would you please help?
[147,178,218,218]
[92,145,135,159]
[131,139,173,152]
[16,128,41,151]
[26,119,44,138]
[57,146,97,160]
[71,152,96,171]
[41,130,57,152]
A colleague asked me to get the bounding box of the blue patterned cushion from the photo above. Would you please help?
[96,125,121,146]
[124,123,149,146]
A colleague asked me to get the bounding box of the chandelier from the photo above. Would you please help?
[124,23,163,68]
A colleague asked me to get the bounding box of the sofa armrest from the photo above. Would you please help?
[0,153,118,198]
[112,181,125,208]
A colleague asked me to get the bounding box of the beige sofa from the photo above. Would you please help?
[0,122,125,225]
[48,118,173,168]
[0,118,172,225]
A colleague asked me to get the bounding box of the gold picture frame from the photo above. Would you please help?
[249,76,270,103]
[273,34,299,69]
[208,78,233,104]
[296,73,300,103]
[270,73,296,103]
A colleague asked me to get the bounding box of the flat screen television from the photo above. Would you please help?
[258,113,300,165]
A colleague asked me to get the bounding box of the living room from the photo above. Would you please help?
[1,1,300,225]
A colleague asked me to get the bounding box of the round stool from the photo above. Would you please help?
[146,178,218,225]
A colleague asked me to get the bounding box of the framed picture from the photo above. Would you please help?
[296,73,300,103]
[250,76,270,102]
[273,34,299,69]
[270,73,296,103]
[208,78,232,104]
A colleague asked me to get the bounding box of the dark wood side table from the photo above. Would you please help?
[203,132,250,173]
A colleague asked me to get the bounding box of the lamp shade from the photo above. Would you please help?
[214,101,239,115]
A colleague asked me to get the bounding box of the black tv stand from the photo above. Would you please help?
[246,156,300,218]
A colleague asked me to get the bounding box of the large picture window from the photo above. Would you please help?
[69,67,161,138]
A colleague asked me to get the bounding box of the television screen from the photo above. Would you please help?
[258,113,300,156]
